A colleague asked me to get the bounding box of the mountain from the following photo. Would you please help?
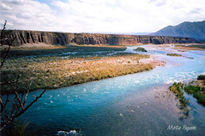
[152,20,205,41]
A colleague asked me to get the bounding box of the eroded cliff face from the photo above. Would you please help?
[8,30,197,46]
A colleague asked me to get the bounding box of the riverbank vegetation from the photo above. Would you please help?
[169,82,189,109]
[175,44,205,51]
[1,54,155,94]
[167,53,182,56]
[169,75,205,109]
[134,47,147,52]
[184,85,205,106]
[184,75,205,106]
[197,75,205,81]
[188,44,205,49]
[0,44,126,58]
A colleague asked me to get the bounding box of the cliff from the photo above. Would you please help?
[7,30,197,46]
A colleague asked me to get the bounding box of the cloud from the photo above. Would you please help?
[0,0,57,30]
[0,0,205,33]
[189,8,202,14]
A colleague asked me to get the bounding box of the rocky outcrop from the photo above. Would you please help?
[8,30,197,46]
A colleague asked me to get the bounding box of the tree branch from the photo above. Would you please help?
[0,89,46,130]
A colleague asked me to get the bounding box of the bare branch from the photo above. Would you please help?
[0,94,9,113]
[0,20,16,69]
[1,89,46,130]
[0,20,7,40]
[0,97,5,112]
[23,89,30,107]
[23,89,46,113]
[14,91,25,111]
[0,20,46,132]
[0,45,10,68]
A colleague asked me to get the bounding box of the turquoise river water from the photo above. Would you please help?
[5,45,205,136]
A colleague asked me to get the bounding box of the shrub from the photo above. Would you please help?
[197,75,205,80]
[134,47,147,52]
[184,85,205,106]
[169,82,189,109]
[167,53,182,56]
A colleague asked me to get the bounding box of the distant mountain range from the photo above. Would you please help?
[152,20,205,41]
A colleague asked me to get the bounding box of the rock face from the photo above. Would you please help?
[9,30,197,46]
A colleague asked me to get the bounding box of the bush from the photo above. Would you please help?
[197,75,205,80]
[169,82,189,109]
[167,53,182,56]
[134,47,147,52]
[184,85,205,106]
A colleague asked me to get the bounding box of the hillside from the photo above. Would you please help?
[153,20,205,41]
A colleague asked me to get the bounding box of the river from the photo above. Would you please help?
[14,45,205,136]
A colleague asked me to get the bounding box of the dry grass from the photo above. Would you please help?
[167,53,182,56]
[174,44,205,51]
[1,54,154,93]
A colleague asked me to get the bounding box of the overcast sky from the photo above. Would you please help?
[0,0,204,33]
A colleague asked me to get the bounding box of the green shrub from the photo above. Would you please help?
[134,47,147,52]
[184,85,200,94]
[169,82,189,109]
[184,85,205,106]
[197,75,205,80]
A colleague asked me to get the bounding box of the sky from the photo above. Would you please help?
[0,0,205,33]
